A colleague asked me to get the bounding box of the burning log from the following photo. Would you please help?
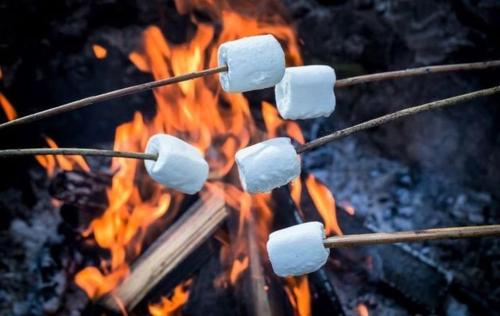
[0,60,498,131]
[244,219,276,316]
[100,191,227,312]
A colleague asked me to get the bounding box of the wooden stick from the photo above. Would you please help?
[5,85,499,159]
[296,85,500,153]
[0,148,158,160]
[0,65,228,131]
[1,60,499,131]
[100,192,227,312]
[335,60,500,87]
[323,225,500,248]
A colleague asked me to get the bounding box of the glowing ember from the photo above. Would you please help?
[92,44,108,59]
[305,175,343,236]
[356,303,369,316]
[0,92,17,121]
[339,200,356,216]
[148,279,192,316]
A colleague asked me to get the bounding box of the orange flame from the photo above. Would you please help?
[12,1,346,314]
[35,137,90,177]
[75,265,129,299]
[305,175,343,236]
[356,303,369,316]
[229,256,249,285]
[0,92,17,121]
[148,279,192,316]
[18,1,335,314]
[92,44,108,59]
[284,276,311,316]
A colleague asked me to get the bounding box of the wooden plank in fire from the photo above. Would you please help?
[100,191,227,312]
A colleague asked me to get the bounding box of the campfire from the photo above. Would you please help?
[1,1,500,315]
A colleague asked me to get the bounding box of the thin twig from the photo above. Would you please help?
[296,85,500,153]
[0,65,228,131]
[0,148,157,160]
[323,225,500,248]
[335,60,500,88]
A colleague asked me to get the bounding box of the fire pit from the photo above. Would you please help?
[1,1,500,315]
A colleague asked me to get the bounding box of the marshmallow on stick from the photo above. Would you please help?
[144,134,209,194]
[267,222,329,277]
[235,137,301,193]
[268,222,500,277]
[218,34,285,92]
[275,65,336,120]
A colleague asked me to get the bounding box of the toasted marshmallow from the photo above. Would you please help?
[267,222,329,277]
[235,137,300,193]
[144,134,209,194]
[218,34,285,92]
[275,65,336,119]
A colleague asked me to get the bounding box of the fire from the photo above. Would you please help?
[35,137,90,177]
[92,44,108,59]
[305,175,343,236]
[284,276,311,316]
[0,92,17,121]
[356,303,369,316]
[148,279,192,316]
[229,256,249,285]
[28,0,344,313]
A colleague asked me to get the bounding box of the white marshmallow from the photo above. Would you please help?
[144,134,209,194]
[275,65,336,120]
[218,34,285,92]
[235,137,300,193]
[267,222,329,277]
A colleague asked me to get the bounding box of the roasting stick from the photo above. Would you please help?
[296,84,500,153]
[334,60,500,87]
[0,65,228,131]
[1,61,499,132]
[2,84,500,161]
[323,224,500,248]
[267,222,500,277]
[0,148,157,160]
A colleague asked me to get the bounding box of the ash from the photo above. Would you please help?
[0,171,87,315]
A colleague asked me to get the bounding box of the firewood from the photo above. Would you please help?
[100,191,227,312]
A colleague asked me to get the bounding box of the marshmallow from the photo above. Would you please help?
[235,137,301,193]
[267,222,329,277]
[218,34,285,92]
[144,134,209,194]
[275,65,336,120]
